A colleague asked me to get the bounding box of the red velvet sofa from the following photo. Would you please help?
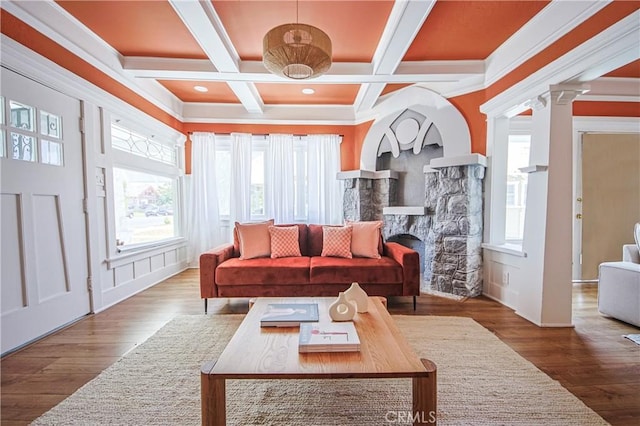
[199,224,420,313]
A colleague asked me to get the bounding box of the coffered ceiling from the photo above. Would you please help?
[3,1,639,124]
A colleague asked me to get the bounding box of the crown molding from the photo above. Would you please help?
[181,103,356,125]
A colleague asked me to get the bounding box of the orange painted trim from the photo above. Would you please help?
[573,101,640,117]
[0,10,183,133]
[182,123,357,174]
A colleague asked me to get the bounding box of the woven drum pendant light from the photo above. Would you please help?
[263,2,332,79]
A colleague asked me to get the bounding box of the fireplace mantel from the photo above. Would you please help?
[383,206,427,215]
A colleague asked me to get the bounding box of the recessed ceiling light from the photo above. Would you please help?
[302,88,315,95]
[194,85,208,93]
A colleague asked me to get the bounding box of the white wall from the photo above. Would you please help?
[2,36,188,315]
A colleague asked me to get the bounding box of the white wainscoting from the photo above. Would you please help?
[482,246,525,310]
[97,242,187,312]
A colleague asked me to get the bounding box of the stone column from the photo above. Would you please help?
[337,170,398,222]
[425,160,485,297]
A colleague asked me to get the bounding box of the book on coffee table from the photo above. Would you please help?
[298,322,361,353]
[260,303,319,327]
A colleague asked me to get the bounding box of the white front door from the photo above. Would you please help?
[1,68,91,354]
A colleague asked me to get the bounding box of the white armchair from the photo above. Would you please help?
[598,240,640,327]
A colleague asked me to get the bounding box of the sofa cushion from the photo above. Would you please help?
[308,224,325,256]
[269,225,302,258]
[321,225,353,258]
[276,223,309,256]
[347,220,383,258]
[310,256,403,284]
[234,219,274,258]
[216,256,311,285]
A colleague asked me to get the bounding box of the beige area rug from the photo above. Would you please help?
[32,315,608,426]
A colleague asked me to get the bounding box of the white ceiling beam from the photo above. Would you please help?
[354,0,436,113]
[123,57,482,83]
[168,0,264,113]
[485,0,611,87]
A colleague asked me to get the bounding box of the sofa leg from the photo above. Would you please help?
[413,296,417,311]
[204,298,208,315]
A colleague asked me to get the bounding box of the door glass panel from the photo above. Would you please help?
[11,132,36,162]
[0,96,5,125]
[41,139,64,166]
[0,132,5,158]
[10,101,35,131]
[40,111,62,139]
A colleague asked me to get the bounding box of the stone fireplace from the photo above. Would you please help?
[337,87,486,297]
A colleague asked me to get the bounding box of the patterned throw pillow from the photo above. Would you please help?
[235,220,274,260]
[321,225,353,258]
[347,220,383,259]
[269,226,302,258]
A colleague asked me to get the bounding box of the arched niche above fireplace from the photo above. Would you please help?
[360,86,472,172]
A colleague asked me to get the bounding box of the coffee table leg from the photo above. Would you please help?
[201,360,226,426]
[412,359,437,425]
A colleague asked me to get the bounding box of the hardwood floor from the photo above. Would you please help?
[2,269,639,425]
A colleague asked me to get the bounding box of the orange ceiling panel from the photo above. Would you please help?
[404,1,550,61]
[56,0,207,59]
[158,81,240,103]
[255,83,360,105]
[605,59,640,78]
[381,83,412,97]
[211,0,394,62]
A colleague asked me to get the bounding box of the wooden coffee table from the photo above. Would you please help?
[201,297,437,425]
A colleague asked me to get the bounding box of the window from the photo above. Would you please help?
[111,122,181,248]
[293,140,308,219]
[215,149,231,216]
[250,149,266,217]
[505,134,530,242]
[0,98,64,165]
[213,134,338,223]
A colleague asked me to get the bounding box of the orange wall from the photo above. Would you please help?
[449,90,488,156]
[573,101,640,117]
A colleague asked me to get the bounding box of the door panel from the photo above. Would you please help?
[1,68,90,354]
[581,133,640,280]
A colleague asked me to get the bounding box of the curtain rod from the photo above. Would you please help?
[187,132,344,137]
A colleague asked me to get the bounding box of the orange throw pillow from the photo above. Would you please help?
[321,225,353,258]
[235,220,274,260]
[347,220,383,259]
[269,225,302,258]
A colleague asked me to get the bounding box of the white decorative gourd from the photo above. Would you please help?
[328,292,357,321]
[344,282,369,313]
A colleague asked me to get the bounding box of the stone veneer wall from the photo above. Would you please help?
[342,177,397,222]
[423,165,484,297]
[340,164,484,297]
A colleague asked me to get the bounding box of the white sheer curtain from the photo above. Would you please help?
[187,132,222,265]
[307,134,343,224]
[229,132,252,233]
[266,134,295,223]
